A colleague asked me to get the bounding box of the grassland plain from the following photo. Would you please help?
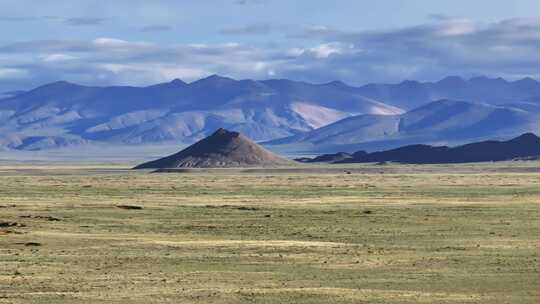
[0,163,539,303]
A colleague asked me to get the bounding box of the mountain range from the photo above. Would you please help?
[269,99,540,153]
[1,75,540,152]
[0,75,401,150]
[333,133,540,164]
[357,76,540,110]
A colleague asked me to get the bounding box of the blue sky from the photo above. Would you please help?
[0,0,540,91]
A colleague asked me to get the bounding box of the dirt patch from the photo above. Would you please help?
[0,229,24,235]
[204,205,259,211]
[23,242,41,247]
[237,207,259,211]
[116,205,143,210]
[0,222,26,236]
[0,221,25,228]
[19,215,61,221]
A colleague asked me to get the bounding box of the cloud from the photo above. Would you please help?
[220,24,272,35]
[2,18,540,91]
[0,15,61,22]
[308,43,345,58]
[428,14,454,21]
[286,18,540,82]
[0,15,108,26]
[220,24,293,36]
[64,17,108,26]
[0,16,41,22]
[40,53,78,62]
[0,38,286,88]
[0,68,28,79]
[0,40,93,53]
[140,25,173,32]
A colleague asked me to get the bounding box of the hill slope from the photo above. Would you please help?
[134,128,293,168]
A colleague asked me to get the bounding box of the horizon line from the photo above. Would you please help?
[11,74,540,93]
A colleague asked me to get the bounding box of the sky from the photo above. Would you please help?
[1,0,540,91]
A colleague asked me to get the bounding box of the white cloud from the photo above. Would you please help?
[41,53,77,62]
[287,48,305,57]
[96,63,209,84]
[289,17,540,82]
[93,38,129,46]
[2,17,540,89]
[435,19,476,36]
[0,68,28,79]
[309,43,342,58]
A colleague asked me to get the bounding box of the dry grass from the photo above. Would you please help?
[1,163,540,303]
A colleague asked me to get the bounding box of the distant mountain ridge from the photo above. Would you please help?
[0,75,402,150]
[269,99,540,153]
[2,75,540,151]
[332,133,540,164]
[356,76,540,110]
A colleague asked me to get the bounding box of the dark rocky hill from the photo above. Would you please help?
[295,152,353,163]
[335,133,540,164]
[134,128,294,169]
